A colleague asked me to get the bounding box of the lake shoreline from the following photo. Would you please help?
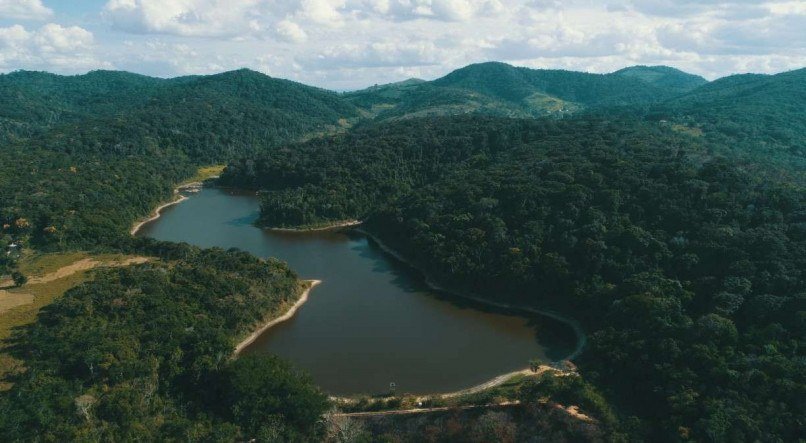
[130,181,207,235]
[233,279,321,356]
[354,227,587,362]
[266,220,363,233]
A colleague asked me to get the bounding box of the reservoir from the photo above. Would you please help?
[137,187,578,395]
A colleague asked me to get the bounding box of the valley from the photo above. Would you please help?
[0,61,802,441]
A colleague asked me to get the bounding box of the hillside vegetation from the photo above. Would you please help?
[346,62,708,120]
[1,62,803,441]
[222,115,805,441]
[0,248,328,441]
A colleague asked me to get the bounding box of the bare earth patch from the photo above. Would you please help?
[0,292,34,314]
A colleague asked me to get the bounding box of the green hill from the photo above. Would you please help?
[0,68,360,149]
[0,68,361,250]
[221,115,805,441]
[613,65,707,94]
[347,62,708,120]
[648,68,806,175]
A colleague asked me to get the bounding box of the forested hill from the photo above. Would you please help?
[0,68,361,253]
[612,65,708,93]
[345,62,708,120]
[221,115,805,440]
[643,68,806,174]
[0,70,165,131]
[0,247,330,440]
[0,68,359,145]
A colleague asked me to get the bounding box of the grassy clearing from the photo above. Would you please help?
[671,123,704,137]
[187,165,226,183]
[0,253,151,390]
[17,251,89,278]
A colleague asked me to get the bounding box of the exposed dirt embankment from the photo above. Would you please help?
[233,280,322,356]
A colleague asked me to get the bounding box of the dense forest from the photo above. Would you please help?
[1,62,804,441]
[222,113,805,440]
[0,68,362,264]
[0,247,329,440]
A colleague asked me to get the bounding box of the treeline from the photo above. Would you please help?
[0,247,329,441]
[223,115,805,440]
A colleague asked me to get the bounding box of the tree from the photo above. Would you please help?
[219,354,330,440]
[11,271,27,287]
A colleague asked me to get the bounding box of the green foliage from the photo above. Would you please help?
[225,114,805,441]
[347,62,707,120]
[642,68,806,179]
[0,68,361,252]
[1,62,803,440]
[613,65,708,93]
[219,355,329,440]
[519,372,616,426]
[10,271,26,287]
[0,248,327,441]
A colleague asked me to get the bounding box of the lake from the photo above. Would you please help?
[137,187,578,395]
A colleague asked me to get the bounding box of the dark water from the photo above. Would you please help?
[138,187,577,395]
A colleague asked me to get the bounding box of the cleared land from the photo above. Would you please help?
[0,253,150,389]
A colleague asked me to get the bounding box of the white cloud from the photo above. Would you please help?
[275,19,307,43]
[0,23,108,73]
[34,24,94,52]
[0,0,52,20]
[301,40,443,69]
[103,0,266,38]
[300,0,346,26]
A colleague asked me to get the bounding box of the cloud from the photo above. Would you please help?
[0,0,52,20]
[275,19,307,43]
[0,23,108,73]
[15,0,801,88]
[301,39,443,69]
[103,0,267,38]
[356,0,503,22]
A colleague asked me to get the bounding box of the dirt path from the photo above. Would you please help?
[26,257,150,285]
[333,398,595,423]
[333,401,520,418]
[233,280,321,355]
[440,366,559,398]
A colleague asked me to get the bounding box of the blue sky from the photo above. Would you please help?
[0,0,803,90]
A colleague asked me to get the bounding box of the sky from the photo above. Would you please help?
[0,0,803,90]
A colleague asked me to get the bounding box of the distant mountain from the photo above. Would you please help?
[347,62,709,120]
[0,69,361,157]
[652,68,806,160]
[613,65,707,94]
[667,68,803,110]
[0,70,167,137]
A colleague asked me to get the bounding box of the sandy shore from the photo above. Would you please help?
[355,227,587,361]
[268,220,363,233]
[233,279,321,356]
[331,365,569,403]
[129,181,207,235]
